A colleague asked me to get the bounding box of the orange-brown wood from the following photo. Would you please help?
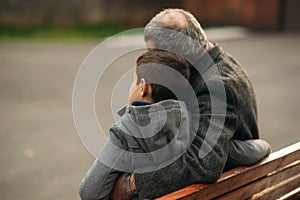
[278,187,300,200]
[250,174,300,200]
[218,161,300,200]
[156,142,300,200]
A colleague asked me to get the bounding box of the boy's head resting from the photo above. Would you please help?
[129,50,192,104]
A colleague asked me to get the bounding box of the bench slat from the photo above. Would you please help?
[156,142,300,200]
[250,173,300,200]
[217,161,300,200]
[278,187,300,200]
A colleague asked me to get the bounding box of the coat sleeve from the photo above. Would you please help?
[226,139,271,169]
[78,158,120,200]
[79,126,128,200]
[134,80,238,199]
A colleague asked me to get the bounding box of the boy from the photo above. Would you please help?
[80,49,195,200]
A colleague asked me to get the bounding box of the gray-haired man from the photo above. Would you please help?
[102,8,271,199]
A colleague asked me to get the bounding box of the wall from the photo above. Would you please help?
[0,0,299,31]
[0,0,180,26]
[182,0,281,30]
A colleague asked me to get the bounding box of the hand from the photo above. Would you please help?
[110,173,137,200]
[129,174,137,194]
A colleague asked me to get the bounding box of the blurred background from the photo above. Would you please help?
[0,0,300,199]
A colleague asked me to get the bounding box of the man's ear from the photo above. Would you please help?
[140,78,152,97]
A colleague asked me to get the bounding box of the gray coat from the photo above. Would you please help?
[79,100,193,200]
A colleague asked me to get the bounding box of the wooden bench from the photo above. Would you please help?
[156,142,300,200]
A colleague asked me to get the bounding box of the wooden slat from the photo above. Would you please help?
[278,187,300,200]
[156,142,300,200]
[155,167,247,200]
[217,161,300,200]
[250,173,300,200]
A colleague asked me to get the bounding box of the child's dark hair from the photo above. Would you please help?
[136,50,192,102]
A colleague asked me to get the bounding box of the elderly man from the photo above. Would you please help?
[80,8,271,200]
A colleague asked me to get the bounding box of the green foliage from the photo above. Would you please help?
[0,23,134,41]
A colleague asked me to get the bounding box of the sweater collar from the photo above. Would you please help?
[131,101,151,106]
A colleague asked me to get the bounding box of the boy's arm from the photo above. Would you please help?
[79,158,119,200]
[226,139,272,169]
[79,126,129,200]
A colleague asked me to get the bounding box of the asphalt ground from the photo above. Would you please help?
[0,30,300,199]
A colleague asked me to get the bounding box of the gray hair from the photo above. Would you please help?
[144,8,208,63]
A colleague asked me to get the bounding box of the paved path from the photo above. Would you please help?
[0,31,300,200]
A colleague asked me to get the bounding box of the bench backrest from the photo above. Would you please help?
[156,142,300,200]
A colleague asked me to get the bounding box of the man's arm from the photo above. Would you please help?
[110,135,229,200]
[226,139,272,169]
